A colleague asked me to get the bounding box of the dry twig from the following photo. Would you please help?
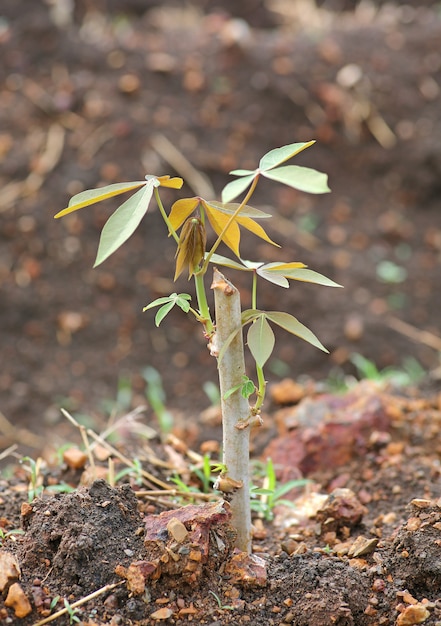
[32,581,124,626]
[386,316,441,352]
[151,133,215,198]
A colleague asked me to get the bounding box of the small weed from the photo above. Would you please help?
[376,260,407,284]
[113,457,144,486]
[63,598,81,624]
[20,456,41,502]
[0,527,24,546]
[100,374,134,418]
[50,596,60,611]
[20,456,75,502]
[209,590,235,610]
[326,353,426,392]
[298,213,320,233]
[170,454,225,501]
[351,353,426,387]
[192,453,220,493]
[203,380,221,406]
[250,458,309,521]
[142,366,174,434]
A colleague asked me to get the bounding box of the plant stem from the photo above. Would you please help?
[194,273,214,336]
[212,268,251,553]
[254,364,266,412]
[154,187,179,244]
[251,271,258,310]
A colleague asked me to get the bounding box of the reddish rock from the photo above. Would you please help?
[264,382,393,477]
[316,488,368,534]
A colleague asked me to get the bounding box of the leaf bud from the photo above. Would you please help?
[174,217,206,280]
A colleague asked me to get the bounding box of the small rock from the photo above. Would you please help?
[348,535,378,557]
[281,539,298,555]
[5,582,32,618]
[150,607,173,620]
[224,552,267,588]
[410,498,432,509]
[344,313,364,341]
[270,379,305,405]
[104,594,119,610]
[406,517,422,531]
[316,488,368,534]
[396,603,430,625]
[20,502,33,518]
[166,517,188,543]
[0,552,21,592]
[118,73,140,94]
[63,447,88,470]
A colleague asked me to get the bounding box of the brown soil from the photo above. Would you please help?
[2,381,441,625]
[1,0,441,624]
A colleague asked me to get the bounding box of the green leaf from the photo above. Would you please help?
[259,141,315,171]
[247,314,275,368]
[143,294,177,311]
[208,255,264,272]
[262,265,343,288]
[265,311,328,353]
[94,182,154,267]
[228,169,255,176]
[143,293,191,319]
[241,309,262,325]
[221,174,256,203]
[55,181,147,218]
[207,253,252,271]
[223,382,243,400]
[204,201,271,219]
[255,269,290,288]
[155,301,175,326]
[262,165,330,194]
[223,376,255,400]
[281,268,342,287]
[241,378,256,399]
[175,294,192,313]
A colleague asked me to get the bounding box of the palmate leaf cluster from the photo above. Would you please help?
[55,141,340,372]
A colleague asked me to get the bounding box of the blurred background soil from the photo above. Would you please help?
[0,0,440,454]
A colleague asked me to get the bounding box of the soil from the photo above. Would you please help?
[1,1,441,625]
[2,381,441,625]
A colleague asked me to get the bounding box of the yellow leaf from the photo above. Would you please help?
[169,197,200,231]
[265,262,307,270]
[236,216,280,248]
[156,175,184,189]
[205,207,241,257]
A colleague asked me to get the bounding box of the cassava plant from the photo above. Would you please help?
[55,141,341,553]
